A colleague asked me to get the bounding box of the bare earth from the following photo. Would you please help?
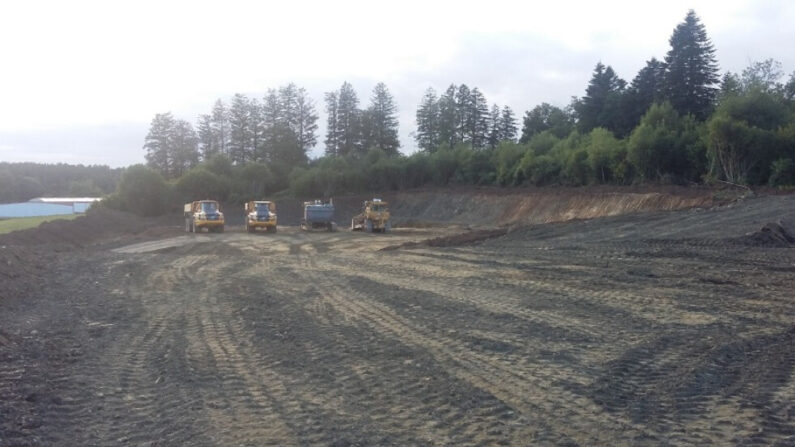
[1,194,794,446]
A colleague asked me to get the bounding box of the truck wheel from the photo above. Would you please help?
[185,218,190,232]
[192,221,197,233]
[365,219,373,233]
[384,221,391,233]
[270,226,277,233]
[327,222,333,232]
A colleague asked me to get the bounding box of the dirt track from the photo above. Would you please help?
[1,194,794,446]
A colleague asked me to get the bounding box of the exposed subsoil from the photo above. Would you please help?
[1,189,794,446]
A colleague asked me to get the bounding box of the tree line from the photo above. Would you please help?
[104,10,795,215]
[144,83,319,180]
[0,162,120,203]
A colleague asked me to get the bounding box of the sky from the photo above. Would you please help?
[1,0,794,167]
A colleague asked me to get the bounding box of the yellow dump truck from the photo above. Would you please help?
[184,200,225,233]
[351,198,391,233]
[245,201,277,233]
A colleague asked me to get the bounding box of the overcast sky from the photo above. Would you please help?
[1,0,794,167]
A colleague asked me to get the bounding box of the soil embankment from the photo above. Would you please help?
[254,185,723,228]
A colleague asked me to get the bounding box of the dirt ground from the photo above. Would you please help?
[1,192,794,446]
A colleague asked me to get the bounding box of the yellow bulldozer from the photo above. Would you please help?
[245,201,277,233]
[184,200,225,233]
[351,198,391,233]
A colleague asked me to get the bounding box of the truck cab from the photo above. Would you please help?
[184,200,225,233]
[245,201,277,233]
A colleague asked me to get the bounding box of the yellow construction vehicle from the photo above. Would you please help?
[351,198,391,233]
[245,201,277,233]
[184,200,225,233]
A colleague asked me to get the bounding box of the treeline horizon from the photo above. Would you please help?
[2,10,794,212]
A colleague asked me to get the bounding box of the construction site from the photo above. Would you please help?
[1,187,794,446]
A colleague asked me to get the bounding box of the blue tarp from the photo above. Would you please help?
[0,202,75,218]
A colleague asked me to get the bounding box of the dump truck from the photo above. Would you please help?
[245,200,277,233]
[351,198,391,233]
[184,200,224,233]
[301,199,336,232]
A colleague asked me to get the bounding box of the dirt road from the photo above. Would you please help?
[1,195,794,446]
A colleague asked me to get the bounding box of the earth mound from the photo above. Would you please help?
[739,219,795,247]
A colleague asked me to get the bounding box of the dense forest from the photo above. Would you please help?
[2,10,794,212]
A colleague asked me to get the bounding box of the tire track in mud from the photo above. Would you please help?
[17,254,213,446]
[81,254,212,446]
[289,235,654,446]
[400,243,795,329]
[475,228,795,444]
[6,210,793,446]
[226,238,496,445]
[300,233,794,445]
[151,250,302,446]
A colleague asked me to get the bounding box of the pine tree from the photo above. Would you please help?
[210,99,229,156]
[171,120,199,177]
[438,84,458,149]
[144,112,176,177]
[470,88,490,150]
[248,98,264,162]
[197,114,216,160]
[625,58,666,128]
[415,87,440,152]
[228,93,252,165]
[336,82,361,157]
[455,84,472,144]
[324,91,340,156]
[487,104,501,150]
[364,82,400,156]
[144,113,199,178]
[261,89,281,161]
[279,83,300,130]
[499,105,518,143]
[663,10,720,120]
[294,87,319,154]
[575,62,626,133]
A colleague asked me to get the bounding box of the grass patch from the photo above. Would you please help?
[0,214,79,234]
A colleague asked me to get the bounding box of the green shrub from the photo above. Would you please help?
[586,128,625,183]
[114,165,170,216]
[174,167,231,203]
[563,149,589,186]
[492,142,525,186]
[231,163,276,202]
[769,158,795,187]
[526,131,561,156]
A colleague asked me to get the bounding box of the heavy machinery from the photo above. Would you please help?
[351,198,391,233]
[301,199,336,232]
[245,200,277,233]
[184,200,224,233]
